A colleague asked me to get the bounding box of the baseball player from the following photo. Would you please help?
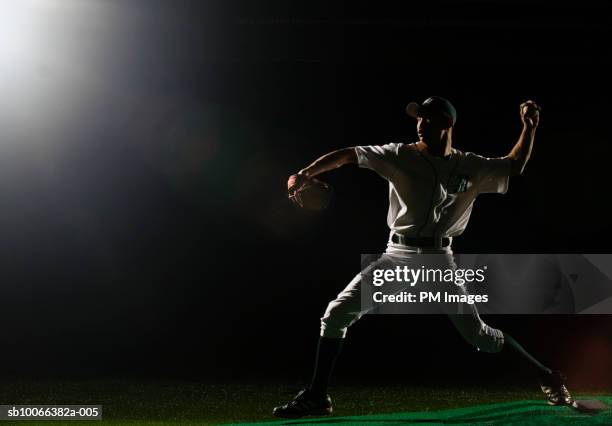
[274,97,574,418]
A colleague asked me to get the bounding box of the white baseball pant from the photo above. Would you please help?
[319,245,505,353]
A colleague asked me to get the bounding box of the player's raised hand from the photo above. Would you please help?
[520,100,540,129]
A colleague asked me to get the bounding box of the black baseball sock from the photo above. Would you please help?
[503,333,552,379]
[310,336,344,397]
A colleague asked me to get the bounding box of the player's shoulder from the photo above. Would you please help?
[397,141,420,154]
[383,141,407,149]
[451,148,489,163]
[450,146,471,159]
[377,141,414,156]
[398,142,430,161]
[369,141,429,159]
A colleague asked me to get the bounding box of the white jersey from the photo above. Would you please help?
[355,142,511,239]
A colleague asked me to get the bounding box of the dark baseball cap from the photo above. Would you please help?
[406,96,457,127]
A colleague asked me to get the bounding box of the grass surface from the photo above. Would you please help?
[241,398,612,426]
[0,381,609,425]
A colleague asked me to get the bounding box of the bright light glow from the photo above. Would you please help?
[0,0,120,148]
[0,2,33,60]
[0,0,106,61]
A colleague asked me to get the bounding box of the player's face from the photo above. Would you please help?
[416,115,444,143]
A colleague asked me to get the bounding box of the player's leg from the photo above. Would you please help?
[448,310,574,406]
[503,333,574,406]
[272,271,366,418]
[272,254,400,418]
[312,253,414,395]
[311,271,366,395]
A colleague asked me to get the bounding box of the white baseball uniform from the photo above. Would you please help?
[320,142,510,352]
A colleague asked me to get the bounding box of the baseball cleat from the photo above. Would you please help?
[539,370,575,406]
[272,388,333,418]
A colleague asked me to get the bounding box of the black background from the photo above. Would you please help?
[0,1,611,388]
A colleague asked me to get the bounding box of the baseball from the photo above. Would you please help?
[522,104,539,117]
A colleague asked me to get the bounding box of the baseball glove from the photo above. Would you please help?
[287,174,333,211]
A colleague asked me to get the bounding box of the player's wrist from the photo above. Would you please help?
[522,123,537,133]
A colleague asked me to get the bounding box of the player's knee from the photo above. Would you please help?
[319,300,359,339]
[320,320,347,338]
[470,323,505,353]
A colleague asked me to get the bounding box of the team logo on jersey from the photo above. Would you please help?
[448,174,470,193]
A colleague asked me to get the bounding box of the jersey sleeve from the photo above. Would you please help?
[354,143,403,180]
[465,152,512,194]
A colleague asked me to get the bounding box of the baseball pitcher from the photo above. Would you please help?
[274,97,574,418]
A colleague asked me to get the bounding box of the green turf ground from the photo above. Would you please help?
[0,382,609,425]
[242,398,612,426]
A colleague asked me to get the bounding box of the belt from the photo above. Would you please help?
[391,233,451,248]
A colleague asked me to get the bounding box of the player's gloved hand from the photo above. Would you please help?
[287,173,310,195]
[520,100,540,129]
[287,173,333,210]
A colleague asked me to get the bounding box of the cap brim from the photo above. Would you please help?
[405,102,422,118]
